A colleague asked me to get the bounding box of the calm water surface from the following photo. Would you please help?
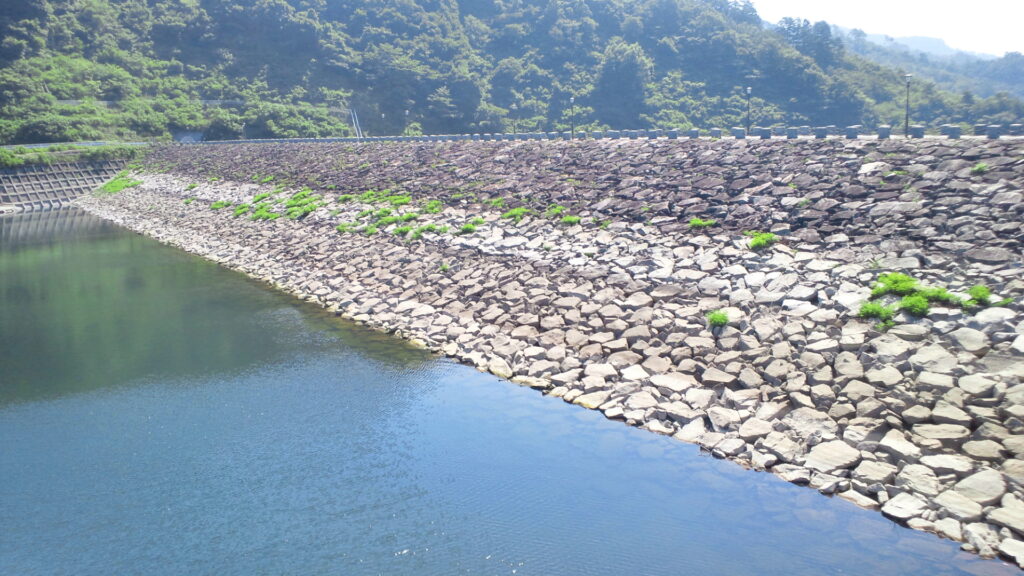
[0,209,1012,575]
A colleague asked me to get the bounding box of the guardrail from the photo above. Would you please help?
[189,123,1022,146]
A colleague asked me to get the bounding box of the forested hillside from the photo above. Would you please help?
[1,0,1021,144]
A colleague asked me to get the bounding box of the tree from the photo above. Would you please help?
[593,38,653,128]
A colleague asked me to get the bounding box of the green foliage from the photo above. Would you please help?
[393,225,412,236]
[501,207,530,223]
[232,204,251,217]
[363,225,378,236]
[439,263,450,272]
[458,223,477,235]
[185,183,198,191]
[560,215,582,225]
[284,188,323,219]
[858,301,896,330]
[706,310,729,327]
[469,217,485,225]
[209,200,232,210]
[747,232,778,251]
[410,224,445,240]
[968,284,992,306]
[97,171,142,194]
[423,200,443,214]
[545,204,566,218]
[183,197,194,204]
[688,217,717,229]
[870,273,920,298]
[971,163,990,175]
[486,198,506,208]
[252,192,272,202]
[918,287,963,307]
[335,222,358,233]
[900,294,931,317]
[1,0,1020,145]
[250,203,281,220]
[337,194,355,203]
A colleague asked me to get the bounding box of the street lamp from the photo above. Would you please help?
[510,104,518,134]
[745,86,752,133]
[904,74,913,138]
[569,96,576,140]
[381,112,385,136]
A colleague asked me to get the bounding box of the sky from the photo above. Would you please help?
[746,0,1024,57]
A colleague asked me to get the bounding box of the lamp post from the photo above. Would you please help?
[904,74,913,138]
[510,104,518,134]
[569,96,576,140]
[381,112,385,136]
[745,86,752,133]
[404,109,409,136]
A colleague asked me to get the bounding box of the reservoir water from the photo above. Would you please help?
[0,209,1012,575]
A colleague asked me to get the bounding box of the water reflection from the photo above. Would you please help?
[0,209,428,405]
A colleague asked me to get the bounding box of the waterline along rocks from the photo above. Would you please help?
[79,137,1023,566]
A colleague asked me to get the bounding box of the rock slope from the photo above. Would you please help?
[81,137,1023,566]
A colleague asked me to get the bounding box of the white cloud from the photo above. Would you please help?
[747,0,1024,56]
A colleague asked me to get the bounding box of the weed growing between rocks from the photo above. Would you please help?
[857,301,897,329]
[209,200,232,210]
[561,215,582,225]
[185,183,198,191]
[183,198,194,204]
[746,231,778,251]
[688,217,717,229]
[900,294,931,317]
[706,310,729,327]
[971,162,990,175]
[284,188,325,220]
[232,204,251,217]
[501,207,530,223]
[545,204,566,218]
[97,171,143,195]
[423,200,443,214]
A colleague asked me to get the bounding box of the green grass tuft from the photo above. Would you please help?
[706,310,729,327]
[688,217,717,229]
[501,207,530,223]
[210,200,232,210]
[560,215,582,225]
[900,294,930,317]
[871,273,919,298]
[747,231,778,251]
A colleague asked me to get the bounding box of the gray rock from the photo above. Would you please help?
[853,460,897,485]
[949,328,990,356]
[649,373,697,394]
[865,366,903,387]
[782,407,839,440]
[879,429,922,461]
[935,490,984,522]
[738,418,773,442]
[955,469,1006,505]
[895,464,941,497]
[959,374,997,397]
[920,454,975,476]
[804,440,862,473]
[762,431,802,462]
[988,494,1024,536]
[881,492,929,521]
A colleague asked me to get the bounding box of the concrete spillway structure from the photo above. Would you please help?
[0,161,125,214]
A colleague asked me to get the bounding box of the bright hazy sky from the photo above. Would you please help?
[747,0,1024,56]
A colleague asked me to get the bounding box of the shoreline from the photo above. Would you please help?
[77,137,1023,566]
